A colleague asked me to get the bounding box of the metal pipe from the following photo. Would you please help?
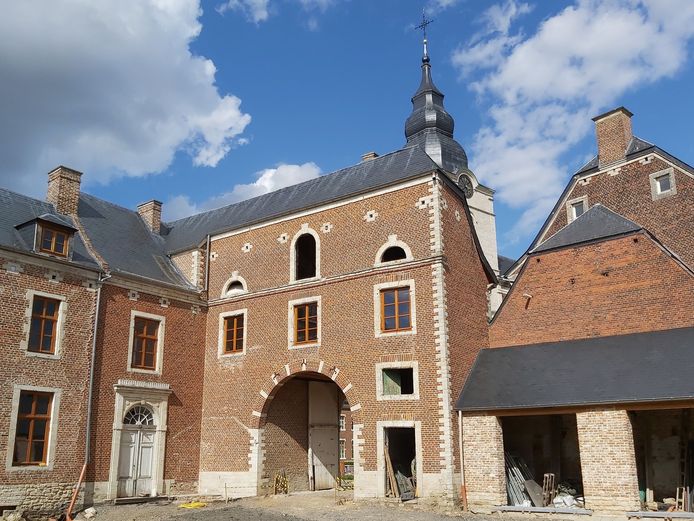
[204,234,211,292]
[66,272,109,521]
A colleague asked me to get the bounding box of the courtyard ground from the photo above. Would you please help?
[84,490,575,521]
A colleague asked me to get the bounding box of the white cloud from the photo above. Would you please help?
[426,0,461,14]
[217,0,271,23]
[164,162,322,221]
[452,0,694,243]
[0,1,251,196]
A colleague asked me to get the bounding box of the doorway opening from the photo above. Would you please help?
[384,427,417,500]
[117,405,155,498]
[502,414,584,508]
[262,372,347,494]
[632,408,694,512]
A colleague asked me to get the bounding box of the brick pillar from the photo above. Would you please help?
[137,200,162,234]
[576,409,640,512]
[462,415,506,511]
[592,106,633,167]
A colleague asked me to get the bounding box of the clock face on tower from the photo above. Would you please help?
[458,175,474,199]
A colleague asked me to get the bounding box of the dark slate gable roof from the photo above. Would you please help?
[532,204,641,253]
[163,145,440,254]
[0,187,98,269]
[76,193,192,287]
[576,136,654,175]
[456,327,694,412]
[497,255,515,275]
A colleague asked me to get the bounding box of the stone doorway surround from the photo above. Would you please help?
[107,379,171,500]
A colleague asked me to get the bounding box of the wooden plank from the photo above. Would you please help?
[525,479,544,507]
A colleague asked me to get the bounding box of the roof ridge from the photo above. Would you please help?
[80,191,141,215]
[165,145,427,226]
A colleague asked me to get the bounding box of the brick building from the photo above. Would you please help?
[0,44,499,516]
[457,109,694,515]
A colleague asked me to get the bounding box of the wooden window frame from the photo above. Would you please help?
[223,314,245,354]
[130,317,160,371]
[28,296,60,355]
[39,225,69,257]
[12,391,53,466]
[294,302,318,345]
[380,287,412,333]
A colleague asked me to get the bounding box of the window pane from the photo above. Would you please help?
[32,299,44,315]
[134,319,146,335]
[308,303,317,316]
[29,319,41,349]
[572,201,584,217]
[13,438,28,464]
[35,395,50,415]
[42,230,54,250]
[397,302,410,316]
[308,316,317,329]
[297,330,306,343]
[382,290,395,305]
[296,306,306,319]
[399,315,411,329]
[383,303,395,318]
[236,316,244,329]
[54,233,66,252]
[32,420,47,441]
[398,288,410,302]
[16,418,31,437]
[144,351,155,368]
[384,317,396,330]
[41,334,53,352]
[146,320,158,337]
[19,394,33,414]
[657,175,671,192]
[45,300,57,317]
[31,440,45,463]
[308,329,317,341]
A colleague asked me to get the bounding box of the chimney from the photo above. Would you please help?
[47,166,83,215]
[361,151,379,162]
[137,200,162,234]
[592,106,633,167]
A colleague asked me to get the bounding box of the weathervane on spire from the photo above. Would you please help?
[415,9,434,61]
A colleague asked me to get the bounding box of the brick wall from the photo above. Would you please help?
[576,409,640,512]
[461,415,506,511]
[87,283,206,493]
[543,156,694,269]
[0,254,98,516]
[490,233,694,347]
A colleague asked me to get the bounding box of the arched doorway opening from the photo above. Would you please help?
[261,371,350,493]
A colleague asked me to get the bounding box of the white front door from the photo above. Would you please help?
[308,381,339,491]
[117,428,155,497]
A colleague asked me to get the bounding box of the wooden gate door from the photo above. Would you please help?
[308,381,339,490]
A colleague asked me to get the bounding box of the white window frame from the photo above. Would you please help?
[218,308,248,358]
[339,438,346,460]
[220,272,248,298]
[650,167,677,200]
[375,361,420,401]
[6,385,62,472]
[566,195,588,223]
[339,414,346,431]
[287,295,321,349]
[21,290,67,360]
[126,310,166,375]
[373,279,417,338]
[289,224,321,283]
[373,234,413,267]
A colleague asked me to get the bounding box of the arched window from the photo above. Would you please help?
[222,273,248,297]
[123,405,154,426]
[226,280,244,294]
[295,234,317,280]
[381,246,407,263]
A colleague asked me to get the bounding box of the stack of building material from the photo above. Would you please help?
[505,452,533,506]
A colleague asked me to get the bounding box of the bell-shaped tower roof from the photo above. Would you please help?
[404,37,468,175]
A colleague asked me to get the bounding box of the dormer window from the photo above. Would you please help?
[40,226,69,257]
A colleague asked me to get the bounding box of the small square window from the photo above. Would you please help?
[39,226,69,257]
[571,201,585,220]
[656,173,672,194]
[294,302,318,345]
[382,368,414,396]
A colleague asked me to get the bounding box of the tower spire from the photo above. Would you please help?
[415,10,433,63]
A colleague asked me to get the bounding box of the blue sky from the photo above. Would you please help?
[0,1,692,259]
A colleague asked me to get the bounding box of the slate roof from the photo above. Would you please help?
[0,187,98,269]
[497,255,515,275]
[77,193,192,287]
[456,327,694,412]
[163,145,440,253]
[532,204,641,253]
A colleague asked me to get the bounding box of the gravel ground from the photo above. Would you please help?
[87,491,490,521]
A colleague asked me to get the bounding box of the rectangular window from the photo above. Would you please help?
[223,314,244,354]
[656,173,672,193]
[339,439,346,460]
[339,414,346,431]
[294,302,318,345]
[28,296,60,354]
[382,368,415,396]
[39,226,68,257]
[380,287,411,332]
[13,391,53,465]
[131,317,159,370]
[571,200,585,220]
